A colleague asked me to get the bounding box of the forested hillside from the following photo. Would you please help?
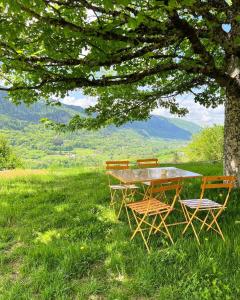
[0,92,200,139]
[0,92,201,168]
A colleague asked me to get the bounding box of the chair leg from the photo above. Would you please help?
[182,206,201,245]
[117,189,125,219]
[110,188,124,212]
[153,208,171,234]
[207,209,225,241]
[124,206,132,230]
[147,214,157,242]
[182,204,196,234]
[127,189,139,230]
[110,189,116,207]
[142,184,150,200]
[180,202,188,222]
[117,188,136,229]
[198,212,210,234]
[131,210,150,252]
[159,212,174,244]
[160,190,168,202]
[130,211,147,240]
[206,209,222,230]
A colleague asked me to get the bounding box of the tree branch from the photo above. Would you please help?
[170,11,215,66]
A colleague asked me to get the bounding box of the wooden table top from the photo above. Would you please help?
[107,167,202,184]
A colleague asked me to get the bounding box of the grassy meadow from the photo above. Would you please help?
[0,162,239,299]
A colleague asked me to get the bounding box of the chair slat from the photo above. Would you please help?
[150,177,181,185]
[203,175,236,182]
[137,158,158,162]
[106,165,129,170]
[106,160,129,170]
[152,184,181,193]
[106,160,129,165]
[138,163,159,168]
[203,183,234,189]
[137,158,159,168]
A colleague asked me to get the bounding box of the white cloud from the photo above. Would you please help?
[86,8,97,23]
[152,94,224,126]
[62,92,224,126]
[61,93,97,108]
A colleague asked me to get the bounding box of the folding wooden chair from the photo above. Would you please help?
[136,158,160,198]
[127,178,182,252]
[179,176,236,244]
[106,161,138,226]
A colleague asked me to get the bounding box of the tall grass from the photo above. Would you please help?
[0,163,239,299]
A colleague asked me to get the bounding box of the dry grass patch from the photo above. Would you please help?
[0,169,47,179]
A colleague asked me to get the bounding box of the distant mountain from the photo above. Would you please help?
[168,118,201,134]
[122,116,198,140]
[0,92,201,140]
[0,92,84,124]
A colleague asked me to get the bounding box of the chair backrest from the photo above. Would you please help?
[200,176,236,207]
[105,160,130,170]
[137,158,159,168]
[149,177,182,208]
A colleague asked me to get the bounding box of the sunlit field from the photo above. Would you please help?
[0,169,47,178]
[0,162,239,299]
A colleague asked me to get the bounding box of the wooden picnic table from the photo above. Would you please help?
[107,166,202,184]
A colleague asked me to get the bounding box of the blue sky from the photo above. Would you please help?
[62,91,224,126]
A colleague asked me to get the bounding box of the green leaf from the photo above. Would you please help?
[143,52,155,58]
[103,0,114,9]
[182,0,196,5]
[128,13,145,29]
[234,36,240,46]
[116,0,131,5]
[168,0,180,9]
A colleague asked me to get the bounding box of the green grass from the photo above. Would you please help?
[0,163,239,299]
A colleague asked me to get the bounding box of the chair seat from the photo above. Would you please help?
[110,184,138,190]
[110,184,127,190]
[180,199,222,209]
[124,184,139,189]
[143,181,168,186]
[127,198,171,215]
[143,181,151,186]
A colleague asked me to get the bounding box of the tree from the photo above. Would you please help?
[185,125,224,162]
[0,135,22,169]
[52,136,64,153]
[0,1,240,182]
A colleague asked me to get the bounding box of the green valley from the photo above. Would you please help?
[0,93,200,168]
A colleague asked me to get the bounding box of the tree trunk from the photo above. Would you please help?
[224,92,240,185]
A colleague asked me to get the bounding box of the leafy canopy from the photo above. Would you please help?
[0,0,239,129]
